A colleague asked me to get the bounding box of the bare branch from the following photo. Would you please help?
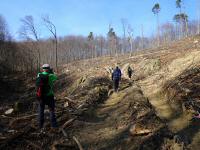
[20,16,39,41]
[42,15,57,39]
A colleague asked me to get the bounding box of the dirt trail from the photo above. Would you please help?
[74,83,134,149]
[71,79,166,150]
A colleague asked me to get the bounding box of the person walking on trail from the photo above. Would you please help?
[112,66,122,92]
[36,64,58,129]
[127,66,133,79]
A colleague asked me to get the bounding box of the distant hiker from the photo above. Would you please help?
[112,66,122,92]
[36,64,58,129]
[127,66,133,79]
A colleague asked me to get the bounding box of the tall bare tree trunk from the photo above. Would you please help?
[129,39,133,57]
[100,37,103,56]
[185,20,188,37]
[182,2,188,37]
[121,18,127,54]
[157,14,160,46]
[175,22,180,40]
[198,13,200,35]
[197,0,200,34]
[180,7,183,39]
[42,16,58,72]
[141,24,144,49]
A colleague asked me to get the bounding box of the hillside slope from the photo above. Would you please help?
[1,36,200,149]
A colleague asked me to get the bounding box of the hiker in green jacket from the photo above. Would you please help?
[36,64,58,128]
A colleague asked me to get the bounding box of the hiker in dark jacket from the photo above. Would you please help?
[36,64,58,128]
[112,66,122,92]
[127,66,133,79]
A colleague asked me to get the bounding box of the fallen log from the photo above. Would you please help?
[73,136,84,150]
[129,123,153,136]
[4,108,14,115]
[64,97,77,108]
[77,103,85,109]
[61,128,68,137]
[61,117,77,129]
[58,117,77,133]
[9,114,37,127]
[11,113,37,121]
[1,115,14,119]
[64,97,76,104]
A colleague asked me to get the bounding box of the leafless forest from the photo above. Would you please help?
[0,1,200,74]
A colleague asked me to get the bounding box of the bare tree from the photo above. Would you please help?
[176,0,182,38]
[0,15,12,73]
[19,15,40,70]
[0,15,8,61]
[0,15,35,74]
[121,18,128,54]
[127,24,134,56]
[173,13,188,38]
[141,24,144,49]
[87,32,94,58]
[196,0,200,34]
[152,3,161,46]
[107,27,118,56]
[175,0,188,38]
[181,1,189,37]
[0,15,9,42]
[42,15,58,71]
[98,36,105,56]
[161,23,175,43]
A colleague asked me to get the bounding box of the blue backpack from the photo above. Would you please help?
[112,68,121,80]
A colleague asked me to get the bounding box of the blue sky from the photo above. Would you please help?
[0,0,199,39]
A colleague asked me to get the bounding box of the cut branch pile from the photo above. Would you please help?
[0,76,111,150]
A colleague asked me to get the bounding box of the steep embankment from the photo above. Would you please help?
[137,36,200,149]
